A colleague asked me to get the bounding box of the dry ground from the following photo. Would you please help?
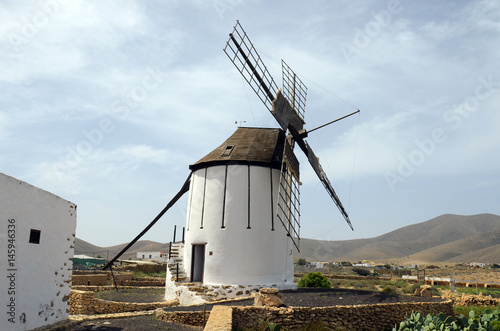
[72,315,202,331]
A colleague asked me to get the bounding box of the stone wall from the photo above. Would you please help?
[71,271,134,286]
[124,277,165,287]
[232,300,454,330]
[445,292,500,307]
[70,290,178,315]
[114,263,167,274]
[156,309,210,327]
[72,285,138,292]
[72,274,108,286]
[112,272,134,285]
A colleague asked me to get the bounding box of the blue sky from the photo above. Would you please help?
[1,1,499,247]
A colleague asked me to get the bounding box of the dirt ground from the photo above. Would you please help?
[280,288,444,306]
[72,315,202,331]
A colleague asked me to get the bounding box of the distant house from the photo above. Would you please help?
[137,251,167,261]
[353,262,373,268]
[73,255,105,268]
[307,262,326,269]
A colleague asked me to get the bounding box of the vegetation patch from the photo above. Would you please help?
[394,309,500,331]
[297,272,331,288]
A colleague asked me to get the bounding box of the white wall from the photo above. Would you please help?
[0,172,76,331]
[183,165,294,287]
[137,251,165,259]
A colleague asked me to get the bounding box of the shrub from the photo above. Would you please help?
[404,283,421,295]
[382,285,396,293]
[298,272,331,288]
[393,279,408,288]
[352,267,371,276]
[297,258,307,266]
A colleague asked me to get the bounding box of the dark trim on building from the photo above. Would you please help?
[221,165,228,229]
[200,168,207,229]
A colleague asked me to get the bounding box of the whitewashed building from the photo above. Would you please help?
[0,172,76,330]
[137,251,167,261]
[308,262,326,269]
[165,128,297,304]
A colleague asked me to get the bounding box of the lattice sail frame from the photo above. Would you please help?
[223,21,279,112]
[281,59,307,121]
[276,140,301,251]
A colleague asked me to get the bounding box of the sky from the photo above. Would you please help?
[1,0,499,248]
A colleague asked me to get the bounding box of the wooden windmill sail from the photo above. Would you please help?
[224,20,355,251]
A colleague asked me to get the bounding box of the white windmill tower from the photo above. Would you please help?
[103,21,357,305]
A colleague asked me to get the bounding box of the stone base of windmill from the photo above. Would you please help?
[254,288,283,307]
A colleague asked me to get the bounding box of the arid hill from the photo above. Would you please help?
[76,213,500,264]
[296,213,500,263]
[74,238,171,261]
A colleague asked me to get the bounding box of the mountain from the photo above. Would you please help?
[75,213,500,264]
[296,213,500,264]
[75,237,171,261]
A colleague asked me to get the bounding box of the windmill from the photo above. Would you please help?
[104,21,358,305]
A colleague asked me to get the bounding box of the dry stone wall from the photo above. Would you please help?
[124,277,165,287]
[72,285,138,292]
[69,290,178,315]
[445,292,500,307]
[232,300,454,330]
[71,271,134,286]
[114,263,167,274]
[72,274,108,286]
[155,309,209,327]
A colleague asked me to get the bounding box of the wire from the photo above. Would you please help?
[240,75,257,125]
[258,48,359,111]
[348,112,361,214]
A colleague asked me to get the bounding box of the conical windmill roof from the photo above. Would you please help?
[190,127,286,171]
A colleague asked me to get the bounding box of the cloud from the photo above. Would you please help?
[28,144,175,196]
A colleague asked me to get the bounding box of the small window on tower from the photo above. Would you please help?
[221,145,234,157]
[29,229,41,244]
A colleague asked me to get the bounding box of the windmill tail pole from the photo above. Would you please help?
[102,174,191,271]
[307,109,360,134]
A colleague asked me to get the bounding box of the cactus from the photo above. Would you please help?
[394,309,500,330]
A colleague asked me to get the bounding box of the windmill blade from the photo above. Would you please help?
[276,139,301,251]
[271,90,305,132]
[224,22,306,134]
[281,59,307,121]
[102,174,192,270]
[224,21,279,114]
[296,138,353,231]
